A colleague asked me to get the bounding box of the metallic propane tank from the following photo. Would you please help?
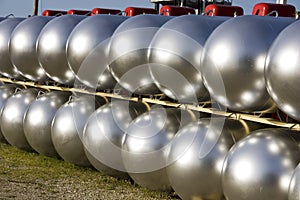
[288,163,300,200]
[10,16,54,82]
[167,118,259,200]
[148,15,228,103]
[37,15,86,85]
[108,14,171,95]
[222,128,300,200]
[23,91,71,157]
[201,15,295,112]
[67,15,127,90]
[83,100,149,178]
[0,88,39,151]
[51,94,107,167]
[0,17,25,79]
[122,107,196,191]
[265,20,300,121]
[0,84,18,143]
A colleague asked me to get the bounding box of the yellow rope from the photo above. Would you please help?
[1,77,299,130]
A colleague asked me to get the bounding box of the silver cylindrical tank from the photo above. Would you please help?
[122,108,196,191]
[265,20,300,121]
[67,15,126,90]
[167,118,257,200]
[222,128,300,200]
[37,15,86,85]
[0,88,39,151]
[83,100,149,179]
[201,16,294,112]
[289,163,300,200]
[108,15,171,95]
[0,84,18,143]
[23,91,71,157]
[10,16,54,82]
[149,15,228,103]
[51,94,106,166]
[0,17,25,79]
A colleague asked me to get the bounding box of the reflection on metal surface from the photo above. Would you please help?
[201,15,294,112]
[289,163,300,200]
[83,100,148,178]
[0,18,25,79]
[222,129,300,200]
[0,84,18,143]
[1,88,39,151]
[149,15,228,103]
[24,91,71,157]
[167,118,257,200]
[67,15,126,90]
[52,94,106,166]
[37,15,85,85]
[265,20,300,121]
[108,14,171,95]
[10,16,53,82]
[122,108,196,191]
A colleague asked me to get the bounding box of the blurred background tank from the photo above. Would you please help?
[150,0,232,14]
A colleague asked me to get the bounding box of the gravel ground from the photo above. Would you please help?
[0,178,175,199]
[0,143,180,200]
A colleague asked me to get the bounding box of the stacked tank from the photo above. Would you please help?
[0,7,300,200]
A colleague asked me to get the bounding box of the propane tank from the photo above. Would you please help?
[23,91,71,157]
[265,20,300,121]
[37,15,86,85]
[83,100,149,178]
[66,15,126,90]
[51,94,106,166]
[201,15,294,112]
[222,128,300,200]
[108,14,171,95]
[0,18,25,79]
[122,108,196,191]
[0,88,39,151]
[149,15,228,103]
[10,16,53,82]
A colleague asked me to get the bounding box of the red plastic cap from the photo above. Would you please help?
[67,9,91,16]
[160,5,195,16]
[41,10,67,16]
[91,8,122,15]
[252,3,296,17]
[124,7,158,16]
[204,5,243,17]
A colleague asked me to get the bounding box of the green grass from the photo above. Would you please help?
[0,143,179,199]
